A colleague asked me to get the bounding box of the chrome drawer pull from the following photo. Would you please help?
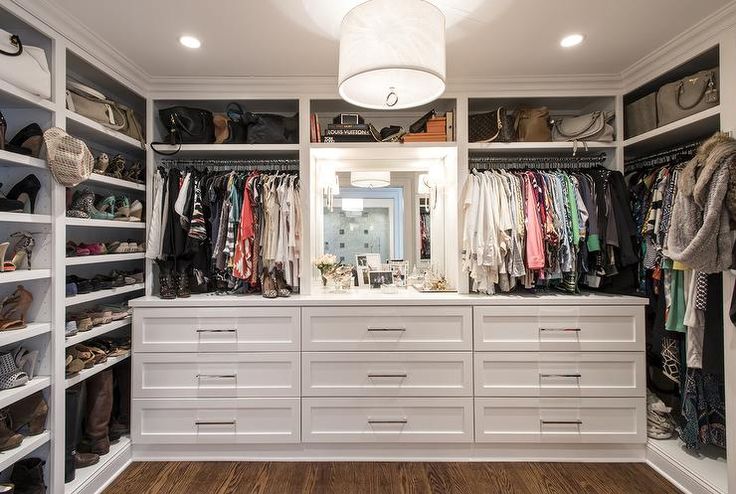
[539,373,582,379]
[368,373,408,378]
[195,421,236,426]
[196,329,237,333]
[539,327,582,332]
[196,374,237,379]
[367,327,406,332]
[368,418,408,425]
[540,420,582,425]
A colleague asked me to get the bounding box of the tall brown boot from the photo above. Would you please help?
[109,360,130,441]
[79,369,112,455]
[8,392,47,436]
[0,409,22,451]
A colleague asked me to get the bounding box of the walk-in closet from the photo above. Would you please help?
[0,0,733,492]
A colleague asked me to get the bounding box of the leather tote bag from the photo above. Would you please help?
[657,67,719,127]
[469,108,516,143]
[0,30,51,99]
[515,107,551,142]
[625,93,657,138]
[244,112,298,144]
[552,111,614,142]
[151,106,215,155]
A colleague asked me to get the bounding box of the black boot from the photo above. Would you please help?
[156,260,176,299]
[10,457,46,494]
[65,385,81,482]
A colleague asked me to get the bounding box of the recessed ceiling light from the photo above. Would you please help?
[179,35,201,49]
[560,33,584,48]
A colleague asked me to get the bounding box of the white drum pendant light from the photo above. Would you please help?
[338,0,446,110]
[351,171,391,188]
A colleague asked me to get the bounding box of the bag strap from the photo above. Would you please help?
[676,73,713,110]
[0,34,22,57]
[226,102,246,122]
[151,117,181,155]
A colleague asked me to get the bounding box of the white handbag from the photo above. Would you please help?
[552,111,615,142]
[0,29,51,99]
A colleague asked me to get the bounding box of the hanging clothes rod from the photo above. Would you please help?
[469,153,607,170]
[624,140,702,170]
[159,158,300,172]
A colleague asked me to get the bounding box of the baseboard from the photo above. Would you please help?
[646,441,726,494]
[64,437,133,494]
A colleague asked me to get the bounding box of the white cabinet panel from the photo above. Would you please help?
[474,352,645,397]
[302,352,472,397]
[303,398,473,443]
[475,397,646,444]
[302,306,472,351]
[474,306,644,351]
[133,353,300,398]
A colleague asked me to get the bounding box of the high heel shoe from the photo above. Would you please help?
[261,268,278,299]
[273,266,292,297]
[0,185,24,213]
[107,154,125,179]
[66,191,114,220]
[8,392,48,436]
[128,200,143,222]
[0,243,8,273]
[123,160,143,183]
[13,347,38,380]
[6,123,43,158]
[4,232,34,271]
[93,153,109,174]
[0,352,28,390]
[95,195,116,215]
[0,111,6,151]
[0,285,33,331]
[6,174,41,214]
[114,196,130,221]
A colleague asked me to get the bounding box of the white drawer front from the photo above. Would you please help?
[133,353,299,398]
[474,306,644,351]
[302,306,472,351]
[302,397,473,443]
[475,352,645,398]
[302,352,472,397]
[475,397,645,444]
[132,398,300,444]
[133,307,300,352]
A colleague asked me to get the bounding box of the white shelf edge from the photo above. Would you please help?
[85,174,146,192]
[64,436,131,494]
[0,431,50,473]
[0,269,51,284]
[65,284,144,307]
[65,218,146,229]
[467,141,616,150]
[310,141,456,149]
[0,79,55,111]
[0,212,52,224]
[65,352,130,389]
[0,377,51,410]
[0,322,51,348]
[65,110,143,150]
[623,106,721,148]
[65,318,131,348]
[154,143,300,152]
[0,149,47,170]
[66,253,145,266]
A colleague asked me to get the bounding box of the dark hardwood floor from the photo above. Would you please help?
[104,461,679,494]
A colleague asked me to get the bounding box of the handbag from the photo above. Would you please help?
[243,112,298,144]
[213,113,230,144]
[625,93,657,138]
[469,108,515,143]
[657,67,719,127]
[0,30,51,99]
[151,106,215,155]
[224,103,248,144]
[66,84,145,146]
[552,111,614,142]
[515,107,551,142]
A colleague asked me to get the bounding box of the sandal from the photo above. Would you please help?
[0,353,28,390]
[81,344,107,364]
[0,285,32,330]
[107,155,125,179]
[4,232,34,271]
[95,195,116,215]
[13,347,38,379]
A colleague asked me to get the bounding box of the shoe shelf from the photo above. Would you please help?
[0,431,50,474]
[65,110,144,153]
[64,435,131,494]
[0,376,51,411]
[85,173,146,192]
[66,284,144,308]
[65,318,131,348]
[65,352,130,389]
[66,252,145,266]
[0,79,55,112]
[0,269,52,284]
[0,322,51,349]
[65,218,146,230]
[0,212,52,225]
[0,150,46,170]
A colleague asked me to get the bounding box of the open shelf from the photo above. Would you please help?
[66,218,146,229]
[64,435,131,494]
[66,252,145,266]
[467,141,615,153]
[0,212,52,224]
[85,173,146,192]
[0,431,50,473]
[624,106,720,158]
[65,318,131,348]
[0,269,51,284]
[152,143,300,157]
[0,377,51,410]
[0,78,55,112]
[0,149,46,170]
[311,142,457,162]
[65,352,130,388]
[66,284,144,307]
[0,322,51,348]
[65,110,144,153]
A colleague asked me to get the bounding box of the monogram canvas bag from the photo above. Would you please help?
[469,108,516,143]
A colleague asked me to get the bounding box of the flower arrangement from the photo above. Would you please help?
[313,254,338,286]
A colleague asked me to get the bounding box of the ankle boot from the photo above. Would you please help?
[176,271,190,298]
[10,458,46,494]
[65,385,82,483]
[156,260,176,299]
[8,392,47,436]
[0,409,22,451]
[79,370,112,456]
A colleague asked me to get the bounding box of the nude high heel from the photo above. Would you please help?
[0,243,9,273]
[4,232,34,271]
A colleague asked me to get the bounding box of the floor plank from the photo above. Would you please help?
[103,462,680,494]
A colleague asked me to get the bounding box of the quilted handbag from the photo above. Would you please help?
[151,106,215,155]
[657,67,719,127]
[515,107,551,142]
[552,111,614,142]
[469,108,515,143]
[625,93,657,138]
[0,30,51,99]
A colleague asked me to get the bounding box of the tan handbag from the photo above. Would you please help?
[657,67,718,127]
[66,84,145,146]
[515,107,551,142]
[625,93,657,138]
[552,111,614,142]
[213,114,230,144]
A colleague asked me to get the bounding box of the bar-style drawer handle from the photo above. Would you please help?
[367,327,406,332]
[196,329,237,333]
[196,374,237,379]
[368,418,408,424]
[539,373,582,379]
[539,327,582,332]
[195,421,236,426]
[368,373,408,378]
[540,420,582,425]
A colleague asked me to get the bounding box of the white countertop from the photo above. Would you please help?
[129,289,648,307]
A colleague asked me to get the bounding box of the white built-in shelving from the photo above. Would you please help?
[0,78,55,112]
[85,173,146,192]
[65,218,146,229]
[65,284,144,308]
[0,149,47,170]
[64,436,131,494]
[0,212,52,224]
[66,252,145,266]
[0,377,51,410]
[153,143,300,156]
[65,110,144,153]
[0,322,51,348]
[0,269,51,284]
[65,318,131,348]
[0,432,51,474]
[65,352,130,389]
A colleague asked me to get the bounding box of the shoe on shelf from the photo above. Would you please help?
[176,272,190,298]
[68,346,94,369]
[78,243,107,256]
[8,392,48,436]
[0,285,33,331]
[4,232,34,271]
[0,184,24,213]
[0,352,28,390]
[128,200,143,222]
[66,191,114,220]
[93,153,109,174]
[107,155,125,179]
[107,241,130,254]
[65,320,78,337]
[71,313,93,332]
[261,268,278,299]
[65,354,84,377]
[6,174,41,214]
[273,265,292,298]
[95,195,116,215]
[6,123,43,158]
[113,195,130,221]
[10,458,47,493]
[0,409,23,452]
[74,452,99,469]
[12,347,38,380]
[91,274,114,290]
[65,281,78,297]
[123,160,144,183]
[0,482,13,493]
[157,262,176,300]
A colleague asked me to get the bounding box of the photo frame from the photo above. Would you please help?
[357,266,371,287]
[368,270,393,289]
[355,253,381,270]
[388,260,409,287]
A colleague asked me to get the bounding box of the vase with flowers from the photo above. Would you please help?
[313,253,338,287]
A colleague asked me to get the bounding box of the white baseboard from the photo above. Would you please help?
[64,437,132,494]
[646,441,726,494]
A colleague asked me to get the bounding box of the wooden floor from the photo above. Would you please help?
[104,461,679,494]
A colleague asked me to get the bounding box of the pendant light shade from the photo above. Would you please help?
[351,171,391,188]
[338,0,446,110]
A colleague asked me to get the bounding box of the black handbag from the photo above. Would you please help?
[469,108,516,143]
[151,106,215,155]
[243,112,299,144]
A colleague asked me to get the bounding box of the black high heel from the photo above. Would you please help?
[6,124,43,158]
[7,175,41,214]
[0,184,23,213]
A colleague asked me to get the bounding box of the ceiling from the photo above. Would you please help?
[51,0,731,79]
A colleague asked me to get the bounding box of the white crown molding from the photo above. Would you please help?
[621,0,736,92]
